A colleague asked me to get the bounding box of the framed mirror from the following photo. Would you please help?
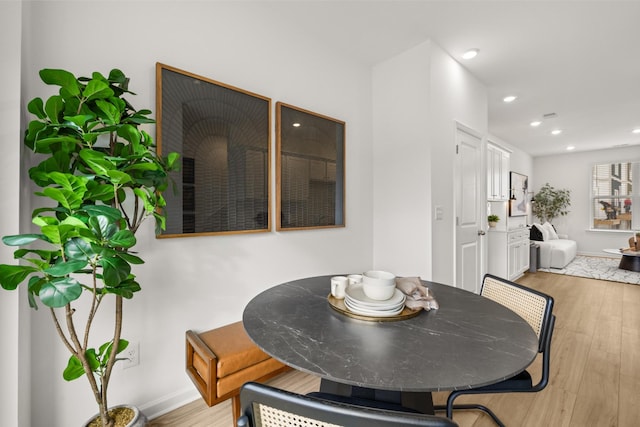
[156,63,271,237]
[276,102,345,230]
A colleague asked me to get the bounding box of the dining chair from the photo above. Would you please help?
[237,382,459,427]
[434,273,555,427]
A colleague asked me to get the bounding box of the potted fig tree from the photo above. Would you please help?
[0,69,179,426]
[532,183,571,224]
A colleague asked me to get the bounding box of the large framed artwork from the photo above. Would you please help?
[276,102,345,230]
[509,171,528,217]
[156,63,271,237]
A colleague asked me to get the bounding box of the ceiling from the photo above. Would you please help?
[262,1,640,157]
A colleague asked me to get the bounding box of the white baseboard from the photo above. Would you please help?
[141,387,201,420]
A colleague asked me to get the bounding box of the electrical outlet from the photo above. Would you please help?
[121,341,139,369]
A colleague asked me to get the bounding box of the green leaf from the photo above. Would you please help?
[33,136,78,154]
[106,170,132,185]
[60,215,89,229]
[40,69,80,97]
[117,124,141,146]
[109,230,136,248]
[99,339,129,361]
[0,265,38,290]
[65,237,96,261]
[85,348,100,372]
[24,120,47,149]
[79,149,114,175]
[44,260,88,277]
[88,215,118,241]
[167,152,180,170]
[63,114,95,128]
[100,257,131,287]
[44,95,65,124]
[107,278,141,298]
[32,208,65,223]
[83,79,113,101]
[81,205,122,222]
[133,188,155,213]
[85,184,116,202]
[2,234,45,246]
[41,173,88,210]
[95,99,120,125]
[41,187,83,211]
[117,252,144,265]
[108,69,127,86]
[39,277,82,307]
[125,162,159,172]
[27,97,46,119]
[63,355,86,381]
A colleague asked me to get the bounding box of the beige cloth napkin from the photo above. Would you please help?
[395,277,439,311]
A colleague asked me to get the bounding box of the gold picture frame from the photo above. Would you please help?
[156,63,271,237]
[276,102,345,230]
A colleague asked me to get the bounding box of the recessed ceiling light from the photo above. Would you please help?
[551,129,562,135]
[292,123,301,127]
[503,95,517,103]
[566,146,575,151]
[632,128,640,134]
[462,49,479,60]
[530,121,542,127]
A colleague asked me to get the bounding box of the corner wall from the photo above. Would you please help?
[0,1,28,426]
[372,40,488,285]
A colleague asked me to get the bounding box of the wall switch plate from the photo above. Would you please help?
[435,206,444,220]
[121,341,139,369]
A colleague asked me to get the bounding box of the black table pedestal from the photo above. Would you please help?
[619,254,640,272]
[319,379,435,414]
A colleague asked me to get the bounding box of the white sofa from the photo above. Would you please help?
[531,223,577,269]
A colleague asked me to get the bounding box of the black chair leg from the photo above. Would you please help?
[434,402,505,427]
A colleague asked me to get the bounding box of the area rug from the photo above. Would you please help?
[539,255,640,285]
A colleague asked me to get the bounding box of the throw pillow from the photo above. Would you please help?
[543,222,559,240]
[534,223,549,241]
[530,225,544,241]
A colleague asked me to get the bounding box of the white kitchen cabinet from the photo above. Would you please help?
[487,144,510,201]
[488,227,530,281]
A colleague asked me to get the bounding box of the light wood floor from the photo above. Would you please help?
[150,272,640,426]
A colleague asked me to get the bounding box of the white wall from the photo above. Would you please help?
[533,145,639,255]
[372,41,432,278]
[372,41,488,285]
[15,2,374,425]
[0,2,27,426]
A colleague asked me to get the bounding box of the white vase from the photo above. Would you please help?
[488,221,498,228]
[83,405,147,427]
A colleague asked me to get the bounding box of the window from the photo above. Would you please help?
[591,161,639,230]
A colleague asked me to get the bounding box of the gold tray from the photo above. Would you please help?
[327,294,422,322]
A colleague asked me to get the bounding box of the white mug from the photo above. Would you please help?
[330,276,348,299]
[347,274,363,285]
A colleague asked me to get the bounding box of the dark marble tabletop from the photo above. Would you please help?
[243,275,538,393]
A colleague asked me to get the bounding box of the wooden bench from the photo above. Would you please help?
[186,321,290,424]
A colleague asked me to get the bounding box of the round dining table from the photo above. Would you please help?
[243,275,538,413]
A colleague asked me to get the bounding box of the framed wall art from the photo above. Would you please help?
[156,63,271,237]
[276,102,345,230]
[509,171,528,217]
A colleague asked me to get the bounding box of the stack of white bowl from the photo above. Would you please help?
[344,271,404,317]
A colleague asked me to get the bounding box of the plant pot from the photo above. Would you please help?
[83,405,147,427]
[488,221,498,228]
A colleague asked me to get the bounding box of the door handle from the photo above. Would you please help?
[478,230,486,236]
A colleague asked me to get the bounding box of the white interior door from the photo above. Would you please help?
[455,125,484,293]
